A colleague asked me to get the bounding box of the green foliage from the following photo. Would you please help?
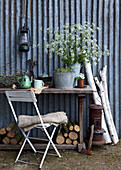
[0,64,27,87]
[0,73,23,87]
[44,22,109,65]
[55,67,73,73]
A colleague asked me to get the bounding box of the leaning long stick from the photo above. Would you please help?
[84,59,111,143]
[99,66,119,144]
[94,77,118,144]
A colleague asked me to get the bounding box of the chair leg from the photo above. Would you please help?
[15,130,36,163]
[15,136,27,163]
[44,127,61,157]
[26,138,37,153]
[39,127,61,169]
[21,129,37,153]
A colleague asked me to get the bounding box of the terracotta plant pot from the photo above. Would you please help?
[77,79,83,87]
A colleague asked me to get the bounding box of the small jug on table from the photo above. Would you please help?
[34,80,44,89]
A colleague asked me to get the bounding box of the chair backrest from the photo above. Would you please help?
[5,91,37,103]
[5,91,38,123]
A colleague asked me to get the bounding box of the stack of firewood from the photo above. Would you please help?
[0,122,24,145]
[56,122,80,145]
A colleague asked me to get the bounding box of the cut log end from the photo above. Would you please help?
[69,132,78,140]
[73,140,78,145]
[74,125,80,132]
[11,133,21,145]
[68,122,74,131]
[56,135,65,145]
[69,126,73,131]
[2,137,10,144]
[7,130,16,138]
[0,128,6,135]
[6,122,15,132]
[63,133,68,138]
[66,138,72,144]
[11,139,17,145]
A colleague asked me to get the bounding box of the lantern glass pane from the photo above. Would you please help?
[20,33,28,45]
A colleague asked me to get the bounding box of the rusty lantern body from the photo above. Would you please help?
[88,104,106,145]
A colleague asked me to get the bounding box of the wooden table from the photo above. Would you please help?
[0,86,93,151]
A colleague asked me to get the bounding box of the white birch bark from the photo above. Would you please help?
[94,77,118,144]
[84,59,111,143]
[99,66,119,144]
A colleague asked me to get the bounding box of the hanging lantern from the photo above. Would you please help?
[18,24,31,52]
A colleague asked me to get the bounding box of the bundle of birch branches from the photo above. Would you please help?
[56,122,80,145]
[85,60,119,144]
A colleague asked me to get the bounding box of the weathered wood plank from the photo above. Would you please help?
[78,97,83,144]
[42,87,93,94]
[0,86,94,94]
[0,144,77,150]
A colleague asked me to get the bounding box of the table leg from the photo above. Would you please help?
[78,96,86,152]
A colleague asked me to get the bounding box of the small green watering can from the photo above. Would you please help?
[17,75,32,89]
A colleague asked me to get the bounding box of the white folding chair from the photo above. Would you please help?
[5,91,61,169]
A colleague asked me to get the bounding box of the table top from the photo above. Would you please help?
[0,85,93,94]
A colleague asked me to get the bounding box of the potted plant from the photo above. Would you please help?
[46,22,109,64]
[75,73,85,88]
[53,67,75,89]
[45,23,109,86]
[33,23,109,88]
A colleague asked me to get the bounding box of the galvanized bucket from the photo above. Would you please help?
[53,72,75,89]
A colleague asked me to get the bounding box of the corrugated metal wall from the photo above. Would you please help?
[0,0,120,137]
